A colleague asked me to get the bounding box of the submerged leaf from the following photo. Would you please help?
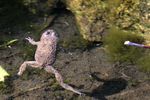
[0,39,18,48]
[0,66,9,82]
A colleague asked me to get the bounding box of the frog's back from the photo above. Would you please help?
[35,36,57,66]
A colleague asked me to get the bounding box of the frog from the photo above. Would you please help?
[17,29,83,95]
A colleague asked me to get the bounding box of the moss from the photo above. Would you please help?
[105,0,140,29]
[137,52,150,73]
[65,0,106,41]
[64,0,150,42]
[104,27,145,63]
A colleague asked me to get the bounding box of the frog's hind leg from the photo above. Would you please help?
[45,65,83,95]
[17,61,41,76]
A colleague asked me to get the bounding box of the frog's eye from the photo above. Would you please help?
[46,30,54,35]
[46,31,50,35]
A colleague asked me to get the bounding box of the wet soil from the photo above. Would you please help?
[0,10,150,100]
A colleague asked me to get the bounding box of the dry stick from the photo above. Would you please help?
[8,80,55,98]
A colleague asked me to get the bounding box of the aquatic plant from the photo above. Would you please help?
[104,27,150,72]
[137,52,150,73]
[104,27,144,63]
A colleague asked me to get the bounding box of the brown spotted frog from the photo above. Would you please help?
[17,29,83,95]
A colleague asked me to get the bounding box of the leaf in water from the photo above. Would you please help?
[0,65,9,82]
[6,39,18,46]
[0,39,18,48]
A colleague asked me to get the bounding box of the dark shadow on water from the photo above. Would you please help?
[83,73,127,100]
[92,78,127,100]
[0,0,35,32]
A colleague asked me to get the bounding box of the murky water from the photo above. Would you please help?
[0,10,150,100]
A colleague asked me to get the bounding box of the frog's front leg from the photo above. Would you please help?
[17,61,41,76]
[26,37,39,45]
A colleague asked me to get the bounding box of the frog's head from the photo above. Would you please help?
[41,29,57,40]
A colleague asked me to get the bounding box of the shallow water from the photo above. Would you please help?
[0,10,150,100]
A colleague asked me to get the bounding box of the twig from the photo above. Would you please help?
[120,72,131,79]
[8,81,54,98]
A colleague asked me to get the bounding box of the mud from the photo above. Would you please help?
[0,10,150,100]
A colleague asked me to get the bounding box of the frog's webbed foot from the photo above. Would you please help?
[25,37,39,45]
[45,65,83,95]
[18,61,41,76]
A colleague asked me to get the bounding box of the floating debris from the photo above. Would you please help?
[0,65,9,82]
[124,41,150,48]
[0,39,18,48]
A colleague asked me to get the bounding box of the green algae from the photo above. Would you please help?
[104,27,144,63]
